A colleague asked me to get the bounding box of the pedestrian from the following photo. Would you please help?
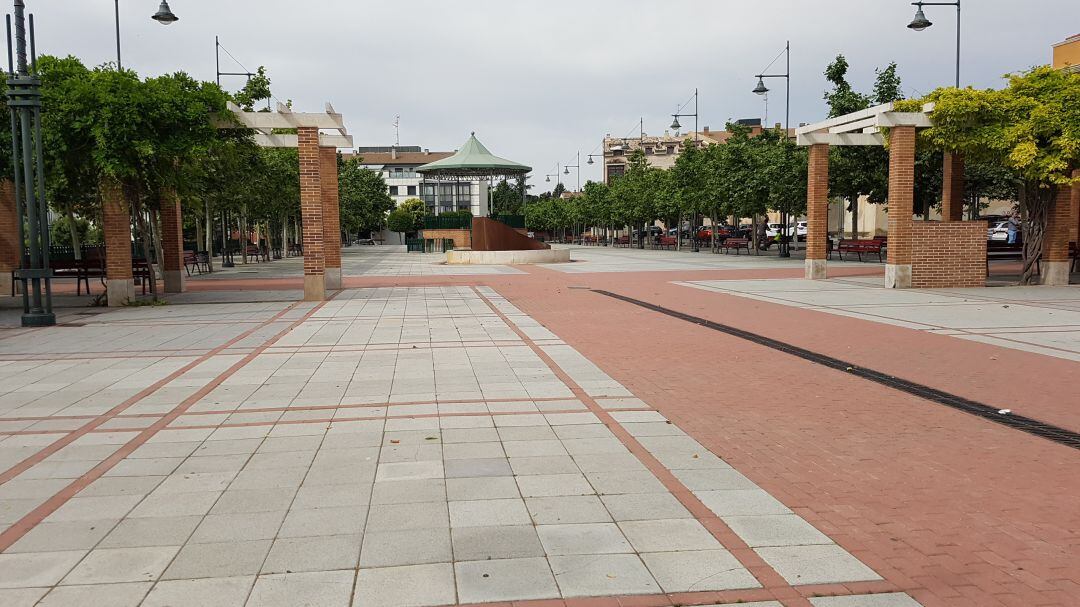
[1006,214,1020,244]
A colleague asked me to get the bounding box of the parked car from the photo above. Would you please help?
[987,221,1009,241]
[634,226,664,239]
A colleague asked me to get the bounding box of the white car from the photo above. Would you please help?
[987,221,1009,241]
[764,223,798,238]
[794,221,808,238]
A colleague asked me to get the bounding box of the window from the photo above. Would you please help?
[388,185,399,196]
[645,147,654,155]
[421,184,436,207]
[407,185,416,196]
[667,145,676,154]
[456,183,471,199]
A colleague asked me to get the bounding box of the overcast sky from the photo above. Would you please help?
[26,0,1078,193]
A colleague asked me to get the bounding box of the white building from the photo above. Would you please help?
[346,146,489,216]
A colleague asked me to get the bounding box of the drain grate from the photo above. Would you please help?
[592,289,1080,451]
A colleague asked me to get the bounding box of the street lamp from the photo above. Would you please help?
[907,1,961,88]
[669,88,699,143]
[151,0,178,24]
[752,40,792,257]
[563,152,581,193]
[114,0,179,70]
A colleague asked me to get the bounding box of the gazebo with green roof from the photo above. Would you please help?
[416,133,531,216]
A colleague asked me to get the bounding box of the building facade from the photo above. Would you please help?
[600,120,771,184]
[1052,33,1080,73]
[347,146,490,216]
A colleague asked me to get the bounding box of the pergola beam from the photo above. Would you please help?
[252,132,353,149]
[797,132,884,146]
[223,101,348,134]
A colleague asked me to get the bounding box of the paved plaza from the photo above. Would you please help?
[0,245,1077,607]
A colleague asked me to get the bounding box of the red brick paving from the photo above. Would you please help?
[492,268,1080,607]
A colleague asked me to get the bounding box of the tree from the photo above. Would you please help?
[338,155,393,237]
[386,209,415,240]
[912,66,1080,283]
[232,66,272,112]
[824,55,901,237]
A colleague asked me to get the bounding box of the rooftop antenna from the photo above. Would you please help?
[393,115,400,147]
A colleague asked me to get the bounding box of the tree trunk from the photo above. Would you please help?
[850,198,859,240]
[66,207,82,260]
[134,203,157,300]
[1019,182,1050,285]
[151,209,164,275]
[751,214,759,255]
[203,202,213,272]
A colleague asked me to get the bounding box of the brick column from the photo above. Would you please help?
[298,127,325,301]
[885,126,916,288]
[941,152,965,222]
[160,188,185,293]
[0,179,19,295]
[805,143,830,279]
[102,177,134,305]
[319,146,342,290]
[1043,183,1072,285]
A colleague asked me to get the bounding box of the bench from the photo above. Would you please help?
[719,237,750,255]
[654,236,677,250]
[837,239,885,262]
[184,250,211,275]
[287,243,303,257]
[614,236,630,248]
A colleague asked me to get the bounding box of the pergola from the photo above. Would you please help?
[221,102,353,301]
[796,102,990,289]
[416,133,531,215]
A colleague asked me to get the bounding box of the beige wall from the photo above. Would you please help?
[1052,35,1080,70]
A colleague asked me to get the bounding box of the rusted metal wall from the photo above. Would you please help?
[471,218,550,251]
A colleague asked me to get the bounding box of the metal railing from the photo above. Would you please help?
[423,215,473,230]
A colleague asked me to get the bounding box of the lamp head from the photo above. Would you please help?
[752,77,769,96]
[545,175,551,183]
[587,156,594,165]
[669,115,681,131]
[152,0,179,24]
[907,5,932,31]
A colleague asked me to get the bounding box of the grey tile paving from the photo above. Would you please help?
[619,518,723,552]
[354,563,456,607]
[359,528,452,567]
[809,593,923,606]
[449,498,531,527]
[455,557,560,603]
[161,539,272,579]
[142,576,254,607]
[38,582,152,607]
[526,495,612,524]
[61,545,179,584]
[549,554,660,597]
[641,549,760,592]
[536,523,633,555]
[261,534,362,573]
[451,525,546,561]
[0,550,87,588]
[247,570,355,607]
[724,514,833,548]
[757,544,882,585]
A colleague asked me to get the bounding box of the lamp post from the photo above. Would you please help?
[669,88,699,144]
[907,1,960,88]
[563,152,581,193]
[7,0,54,325]
[215,36,256,88]
[114,0,178,70]
[753,40,792,257]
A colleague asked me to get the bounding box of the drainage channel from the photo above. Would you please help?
[592,289,1080,451]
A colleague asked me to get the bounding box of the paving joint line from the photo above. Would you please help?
[594,288,1080,451]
